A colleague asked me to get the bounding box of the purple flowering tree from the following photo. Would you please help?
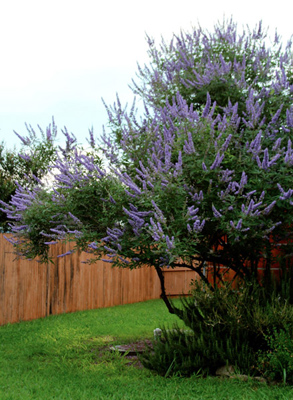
[1,19,293,314]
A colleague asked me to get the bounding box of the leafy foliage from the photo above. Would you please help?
[0,121,58,231]
[141,277,293,378]
[257,327,293,384]
[140,324,256,377]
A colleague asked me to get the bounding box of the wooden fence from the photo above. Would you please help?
[0,235,197,325]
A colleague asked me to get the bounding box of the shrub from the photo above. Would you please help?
[141,276,293,377]
[257,327,293,384]
[140,323,256,377]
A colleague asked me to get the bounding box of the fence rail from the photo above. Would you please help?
[0,235,197,325]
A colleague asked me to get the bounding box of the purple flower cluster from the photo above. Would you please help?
[186,205,205,233]
[277,184,293,205]
[123,204,152,236]
[53,149,106,190]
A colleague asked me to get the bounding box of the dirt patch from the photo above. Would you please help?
[110,339,153,355]
[110,339,153,368]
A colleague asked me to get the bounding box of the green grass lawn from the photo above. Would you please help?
[0,299,292,400]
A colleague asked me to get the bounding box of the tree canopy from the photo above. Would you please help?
[1,19,293,313]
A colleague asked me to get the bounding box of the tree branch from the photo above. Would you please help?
[154,264,184,318]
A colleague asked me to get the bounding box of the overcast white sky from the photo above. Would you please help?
[1,0,292,149]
